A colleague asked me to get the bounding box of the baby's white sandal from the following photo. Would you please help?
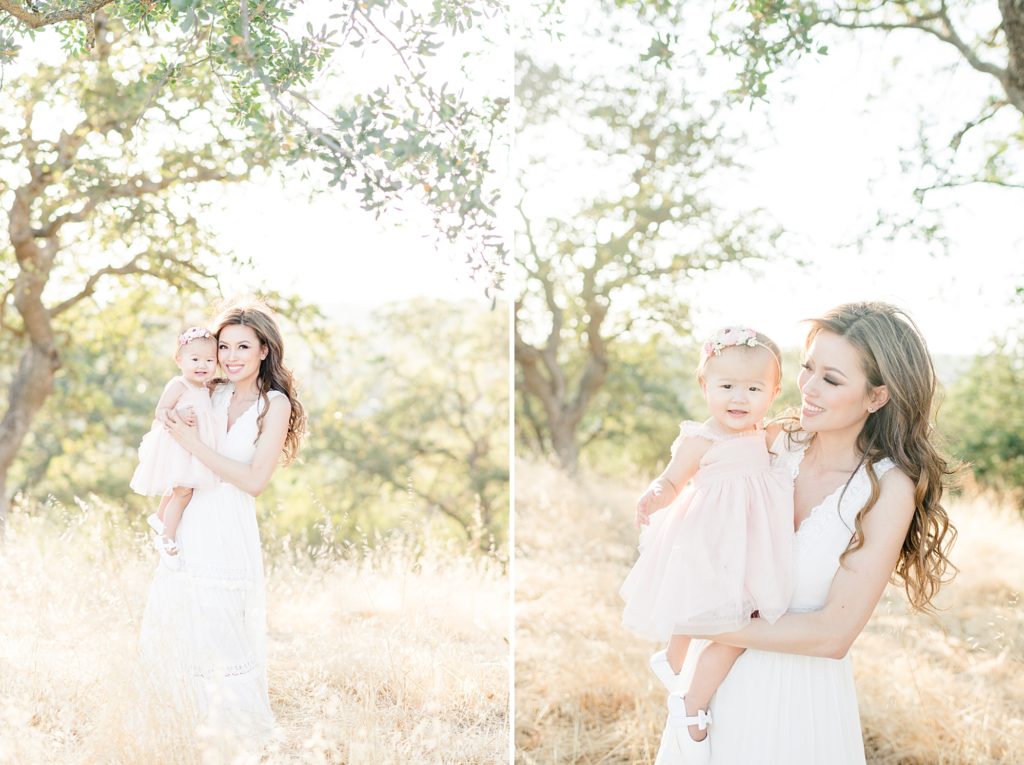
[146,514,165,535]
[667,693,712,765]
[649,649,678,691]
[152,534,181,571]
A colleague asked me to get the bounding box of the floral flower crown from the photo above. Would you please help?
[701,326,782,375]
[178,326,214,348]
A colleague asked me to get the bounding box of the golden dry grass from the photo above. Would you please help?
[0,498,508,764]
[514,459,1024,765]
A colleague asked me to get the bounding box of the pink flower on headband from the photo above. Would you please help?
[178,326,214,347]
[702,326,759,357]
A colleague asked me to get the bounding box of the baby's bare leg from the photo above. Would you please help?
[683,642,745,741]
[666,634,692,674]
[155,491,173,523]
[161,487,193,543]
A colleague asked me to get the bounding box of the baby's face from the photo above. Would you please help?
[700,347,780,432]
[177,338,217,384]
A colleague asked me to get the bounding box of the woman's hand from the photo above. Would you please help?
[155,406,196,427]
[164,409,202,453]
[175,404,198,426]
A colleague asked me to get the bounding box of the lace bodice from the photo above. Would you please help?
[213,384,287,464]
[771,431,896,612]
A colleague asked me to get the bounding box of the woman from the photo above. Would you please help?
[655,301,957,764]
[139,299,306,746]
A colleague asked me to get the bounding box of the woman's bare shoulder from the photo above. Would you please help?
[878,464,915,495]
[264,393,292,418]
[867,465,916,532]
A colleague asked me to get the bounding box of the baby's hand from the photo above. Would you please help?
[634,484,662,528]
[175,405,198,427]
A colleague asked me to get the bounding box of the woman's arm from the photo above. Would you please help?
[164,396,291,496]
[702,468,917,659]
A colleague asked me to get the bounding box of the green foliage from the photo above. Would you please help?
[561,336,696,476]
[0,18,276,294]
[942,344,1024,501]
[1,0,509,289]
[9,294,508,554]
[297,299,509,552]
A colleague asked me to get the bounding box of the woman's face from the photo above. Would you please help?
[798,330,885,434]
[218,324,266,384]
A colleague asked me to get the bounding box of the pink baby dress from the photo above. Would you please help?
[129,376,222,495]
[620,420,794,642]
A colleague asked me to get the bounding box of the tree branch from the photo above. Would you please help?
[354,5,460,141]
[33,167,245,238]
[0,0,112,29]
[48,253,215,317]
[238,0,351,162]
[949,99,1008,150]
[823,14,1007,85]
[47,254,146,317]
[915,177,1024,196]
[0,283,19,338]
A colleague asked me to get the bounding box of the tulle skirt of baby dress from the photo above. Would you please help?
[620,422,794,641]
[130,379,222,495]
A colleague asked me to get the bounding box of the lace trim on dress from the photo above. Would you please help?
[189,658,259,679]
[793,455,898,546]
[182,563,253,591]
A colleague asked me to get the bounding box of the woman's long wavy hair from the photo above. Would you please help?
[786,301,959,612]
[213,299,306,465]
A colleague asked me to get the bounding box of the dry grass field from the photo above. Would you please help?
[515,459,1024,765]
[0,498,508,764]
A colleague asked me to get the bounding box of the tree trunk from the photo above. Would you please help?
[0,342,61,533]
[0,474,7,537]
[1000,0,1024,112]
[548,418,580,474]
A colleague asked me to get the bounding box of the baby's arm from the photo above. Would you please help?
[153,378,187,424]
[635,435,712,527]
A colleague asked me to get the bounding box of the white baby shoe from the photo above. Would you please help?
[152,534,181,571]
[649,649,679,690]
[667,693,712,765]
[146,513,165,535]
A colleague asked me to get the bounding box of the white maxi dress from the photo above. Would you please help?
[655,431,897,765]
[139,384,282,743]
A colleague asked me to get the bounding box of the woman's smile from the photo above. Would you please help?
[802,401,825,417]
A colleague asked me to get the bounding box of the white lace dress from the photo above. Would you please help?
[655,431,897,765]
[139,384,282,744]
